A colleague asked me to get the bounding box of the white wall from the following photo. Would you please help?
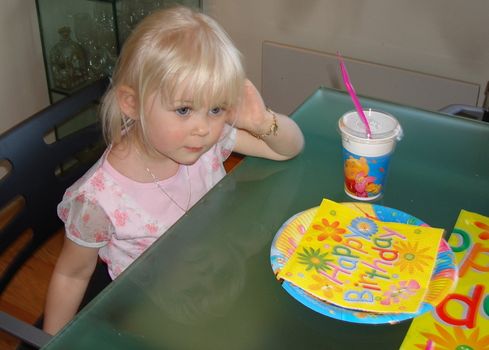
[204,0,489,107]
[0,0,49,134]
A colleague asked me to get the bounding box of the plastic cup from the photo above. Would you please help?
[338,109,403,201]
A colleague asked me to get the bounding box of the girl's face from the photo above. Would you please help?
[143,90,229,165]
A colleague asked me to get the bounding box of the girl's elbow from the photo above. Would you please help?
[277,138,305,161]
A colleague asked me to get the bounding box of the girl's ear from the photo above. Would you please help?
[116,85,139,119]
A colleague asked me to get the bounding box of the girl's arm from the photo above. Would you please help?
[43,237,100,335]
[230,80,304,161]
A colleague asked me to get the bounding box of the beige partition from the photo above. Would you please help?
[262,42,480,115]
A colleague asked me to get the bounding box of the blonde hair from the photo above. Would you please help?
[101,6,245,149]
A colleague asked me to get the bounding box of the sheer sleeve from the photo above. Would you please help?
[216,124,237,163]
[57,190,112,248]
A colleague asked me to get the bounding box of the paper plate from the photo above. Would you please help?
[270,203,458,324]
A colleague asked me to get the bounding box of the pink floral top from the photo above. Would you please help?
[58,126,237,279]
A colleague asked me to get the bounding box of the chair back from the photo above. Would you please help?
[0,78,109,294]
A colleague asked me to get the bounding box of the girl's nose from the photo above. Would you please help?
[191,113,210,136]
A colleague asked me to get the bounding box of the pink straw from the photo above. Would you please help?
[337,52,372,139]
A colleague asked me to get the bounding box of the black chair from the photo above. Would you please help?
[0,77,110,348]
[439,104,489,122]
[439,81,489,122]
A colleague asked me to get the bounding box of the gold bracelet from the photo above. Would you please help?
[250,107,279,140]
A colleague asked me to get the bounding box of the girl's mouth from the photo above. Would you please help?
[185,146,204,153]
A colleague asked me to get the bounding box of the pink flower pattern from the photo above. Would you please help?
[145,223,158,235]
[90,171,105,191]
[211,156,220,171]
[59,207,69,221]
[113,209,129,227]
[221,149,231,160]
[380,279,420,305]
[95,231,107,242]
[68,224,81,238]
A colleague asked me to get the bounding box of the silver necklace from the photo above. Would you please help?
[145,166,192,213]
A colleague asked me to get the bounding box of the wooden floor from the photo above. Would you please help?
[0,229,64,350]
[0,153,243,349]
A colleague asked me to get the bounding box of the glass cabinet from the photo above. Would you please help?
[36,0,202,102]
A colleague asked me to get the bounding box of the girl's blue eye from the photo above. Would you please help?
[175,106,191,117]
[209,107,224,117]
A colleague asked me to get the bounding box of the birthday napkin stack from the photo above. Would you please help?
[277,199,444,314]
[400,209,489,349]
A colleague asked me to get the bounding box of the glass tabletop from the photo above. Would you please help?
[43,87,489,349]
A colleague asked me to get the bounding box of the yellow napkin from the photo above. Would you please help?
[278,199,444,314]
[400,209,489,349]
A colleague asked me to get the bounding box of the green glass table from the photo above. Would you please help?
[43,87,489,349]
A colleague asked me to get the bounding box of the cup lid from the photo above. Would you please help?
[339,109,403,142]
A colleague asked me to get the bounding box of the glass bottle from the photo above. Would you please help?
[49,26,88,91]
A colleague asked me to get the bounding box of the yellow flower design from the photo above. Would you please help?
[394,241,434,274]
[308,274,342,299]
[312,218,346,242]
[417,324,489,350]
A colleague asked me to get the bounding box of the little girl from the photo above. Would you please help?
[43,6,304,335]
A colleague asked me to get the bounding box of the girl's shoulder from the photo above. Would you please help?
[204,124,237,161]
[220,124,237,148]
[195,126,237,182]
[62,152,115,201]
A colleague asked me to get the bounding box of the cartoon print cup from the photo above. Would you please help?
[339,109,403,201]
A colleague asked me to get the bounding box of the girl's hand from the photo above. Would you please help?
[230,79,304,161]
[229,79,273,136]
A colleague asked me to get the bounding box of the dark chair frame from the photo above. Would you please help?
[439,104,489,122]
[0,77,109,348]
[439,81,489,122]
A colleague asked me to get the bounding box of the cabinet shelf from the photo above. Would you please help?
[36,0,202,102]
